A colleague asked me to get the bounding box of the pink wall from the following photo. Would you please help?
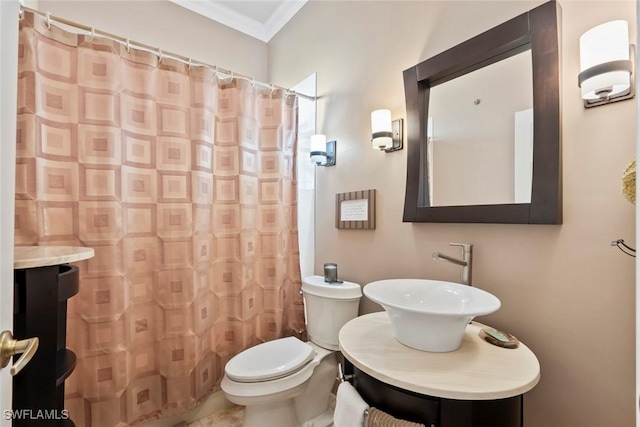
[269,1,637,425]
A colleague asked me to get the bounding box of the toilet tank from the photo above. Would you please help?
[301,276,362,351]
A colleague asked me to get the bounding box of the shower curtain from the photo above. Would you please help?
[13,12,305,427]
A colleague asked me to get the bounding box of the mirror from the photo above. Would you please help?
[428,50,533,207]
[403,0,561,223]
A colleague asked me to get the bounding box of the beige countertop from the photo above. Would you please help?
[339,312,540,400]
[14,246,95,269]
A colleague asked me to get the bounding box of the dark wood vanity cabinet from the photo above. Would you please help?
[346,361,522,427]
[13,264,79,426]
[350,363,439,426]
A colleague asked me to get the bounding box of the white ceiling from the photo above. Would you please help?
[169,0,308,42]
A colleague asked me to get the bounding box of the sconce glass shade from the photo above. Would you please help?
[371,109,393,150]
[579,20,631,100]
[310,134,327,164]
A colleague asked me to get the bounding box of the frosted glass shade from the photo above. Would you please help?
[371,109,393,149]
[310,134,327,164]
[579,20,630,100]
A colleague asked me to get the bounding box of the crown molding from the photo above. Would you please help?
[263,1,307,42]
[169,0,308,43]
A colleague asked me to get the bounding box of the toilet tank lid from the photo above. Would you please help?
[302,275,362,300]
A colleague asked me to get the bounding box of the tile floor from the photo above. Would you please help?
[187,406,244,427]
[188,394,336,427]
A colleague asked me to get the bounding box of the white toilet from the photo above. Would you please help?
[221,275,362,427]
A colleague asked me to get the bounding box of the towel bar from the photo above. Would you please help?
[337,363,368,417]
[337,362,355,383]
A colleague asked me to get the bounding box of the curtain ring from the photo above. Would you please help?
[89,27,95,43]
[18,9,24,22]
[45,12,51,29]
[157,48,163,64]
[251,77,255,88]
[230,71,234,82]
[187,58,192,71]
[213,65,218,77]
[125,38,131,53]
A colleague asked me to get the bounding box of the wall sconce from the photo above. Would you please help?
[310,134,336,166]
[371,109,403,152]
[579,20,635,108]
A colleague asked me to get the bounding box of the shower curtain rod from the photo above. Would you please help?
[18,5,316,102]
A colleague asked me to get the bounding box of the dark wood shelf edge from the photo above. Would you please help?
[56,349,76,387]
[58,265,79,301]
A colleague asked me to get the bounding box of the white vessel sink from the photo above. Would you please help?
[363,279,501,352]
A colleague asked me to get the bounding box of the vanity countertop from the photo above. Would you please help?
[14,246,95,269]
[339,312,540,400]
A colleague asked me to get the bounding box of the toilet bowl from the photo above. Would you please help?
[220,276,362,427]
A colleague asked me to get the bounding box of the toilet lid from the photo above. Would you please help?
[302,276,362,300]
[225,336,316,383]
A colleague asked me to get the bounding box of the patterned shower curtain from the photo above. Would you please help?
[13,12,305,427]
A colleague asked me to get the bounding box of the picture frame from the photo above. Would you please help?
[335,189,376,229]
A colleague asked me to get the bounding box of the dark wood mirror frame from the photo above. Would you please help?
[402,0,561,224]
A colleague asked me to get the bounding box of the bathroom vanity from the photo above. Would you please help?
[339,313,540,427]
[13,246,94,427]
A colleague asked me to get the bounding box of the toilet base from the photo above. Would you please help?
[244,399,299,427]
[294,352,337,422]
[243,402,334,427]
[223,343,337,427]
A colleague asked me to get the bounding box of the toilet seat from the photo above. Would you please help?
[221,341,333,401]
[225,336,316,383]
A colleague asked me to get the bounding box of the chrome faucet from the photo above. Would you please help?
[432,243,473,286]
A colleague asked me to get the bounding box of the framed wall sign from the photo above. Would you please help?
[336,189,376,229]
